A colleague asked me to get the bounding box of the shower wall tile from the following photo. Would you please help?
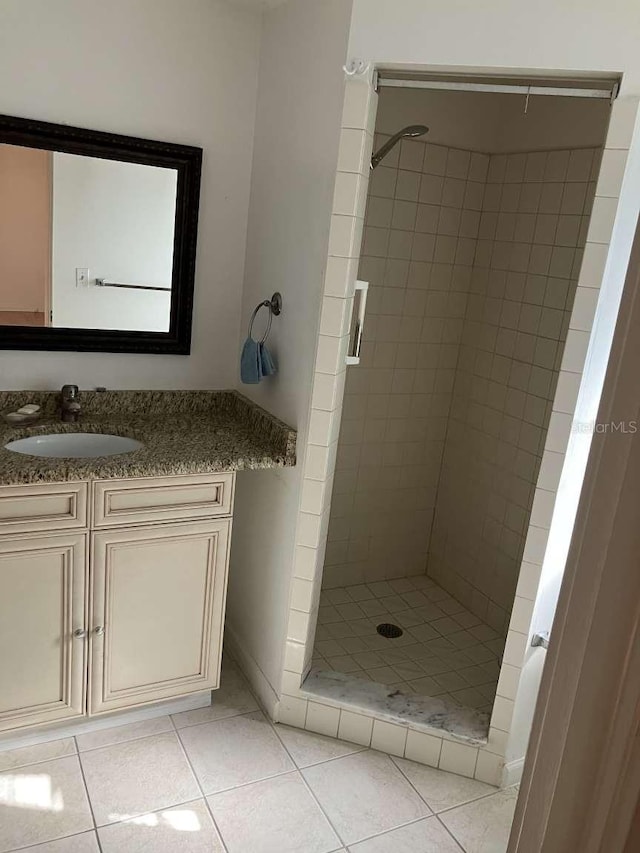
[323,137,483,589]
[428,147,600,634]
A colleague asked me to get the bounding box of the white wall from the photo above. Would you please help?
[348,0,640,92]
[227,0,352,699]
[52,153,176,332]
[0,0,261,388]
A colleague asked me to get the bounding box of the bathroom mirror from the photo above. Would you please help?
[0,113,202,353]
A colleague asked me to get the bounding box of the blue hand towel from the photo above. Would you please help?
[241,338,278,384]
[260,342,277,376]
[241,337,262,384]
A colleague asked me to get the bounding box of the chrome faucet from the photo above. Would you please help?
[60,385,81,423]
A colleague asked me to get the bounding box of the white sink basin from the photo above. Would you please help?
[5,433,144,459]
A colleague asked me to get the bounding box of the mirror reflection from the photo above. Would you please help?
[0,144,177,332]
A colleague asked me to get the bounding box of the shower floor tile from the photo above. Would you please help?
[313,576,504,713]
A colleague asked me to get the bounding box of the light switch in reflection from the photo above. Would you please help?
[75,267,89,287]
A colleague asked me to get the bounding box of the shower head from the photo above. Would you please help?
[370,124,429,170]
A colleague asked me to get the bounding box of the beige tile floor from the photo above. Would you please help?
[0,658,517,853]
[314,576,505,713]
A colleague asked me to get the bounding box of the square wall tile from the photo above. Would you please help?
[371,720,408,757]
[342,80,373,130]
[329,214,360,258]
[278,695,308,728]
[404,729,442,767]
[560,329,591,374]
[491,696,516,732]
[334,172,364,217]
[290,577,315,611]
[569,287,599,332]
[605,96,640,149]
[596,148,628,198]
[586,196,618,244]
[502,630,529,667]
[439,741,479,778]
[338,710,374,746]
[338,128,369,173]
[284,640,306,673]
[474,750,504,785]
[306,701,340,738]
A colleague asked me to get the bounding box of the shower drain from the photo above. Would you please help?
[376,622,403,639]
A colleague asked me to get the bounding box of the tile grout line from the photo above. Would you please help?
[78,728,223,842]
[342,812,456,850]
[169,704,234,853]
[73,703,258,755]
[74,723,175,754]
[268,724,351,850]
[167,708,230,853]
[389,752,504,817]
[435,815,467,853]
[171,660,346,847]
[224,653,489,851]
[0,746,79,774]
[434,813,468,853]
[74,735,104,853]
[270,717,471,852]
[7,829,101,853]
[271,728,369,769]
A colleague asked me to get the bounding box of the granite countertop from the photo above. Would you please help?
[0,390,296,485]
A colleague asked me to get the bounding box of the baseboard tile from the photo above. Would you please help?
[224,625,280,719]
[503,756,525,787]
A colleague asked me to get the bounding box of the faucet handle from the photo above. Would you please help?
[61,384,79,400]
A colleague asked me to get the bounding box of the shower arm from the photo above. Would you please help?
[370,132,406,169]
[370,124,429,170]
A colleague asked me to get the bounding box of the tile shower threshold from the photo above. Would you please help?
[301,668,490,745]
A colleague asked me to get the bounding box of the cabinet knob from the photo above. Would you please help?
[72,628,87,639]
[93,626,105,636]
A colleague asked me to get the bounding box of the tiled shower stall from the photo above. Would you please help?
[278,72,637,786]
[316,104,604,704]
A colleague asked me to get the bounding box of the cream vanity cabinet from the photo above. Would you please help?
[0,473,234,735]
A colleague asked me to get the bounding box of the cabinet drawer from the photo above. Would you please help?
[0,482,88,535]
[93,473,235,527]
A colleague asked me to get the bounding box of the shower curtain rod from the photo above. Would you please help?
[376,76,618,101]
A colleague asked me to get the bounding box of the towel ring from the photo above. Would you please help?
[248,292,282,343]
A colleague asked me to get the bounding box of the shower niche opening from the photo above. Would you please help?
[307,82,611,733]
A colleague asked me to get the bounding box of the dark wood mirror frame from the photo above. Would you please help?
[0,113,202,354]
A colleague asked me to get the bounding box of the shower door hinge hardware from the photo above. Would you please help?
[372,68,379,92]
[532,632,550,650]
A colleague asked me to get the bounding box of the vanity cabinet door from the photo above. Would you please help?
[89,519,230,715]
[0,533,87,733]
